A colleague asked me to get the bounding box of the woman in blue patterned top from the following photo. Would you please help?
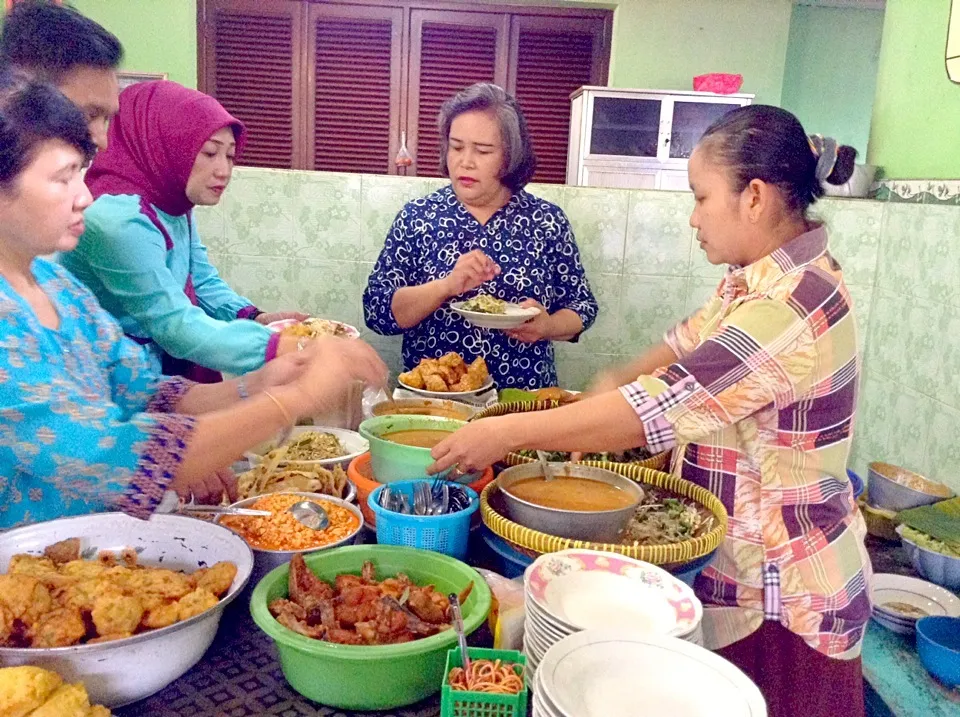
[0,72,387,527]
[363,84,598,390]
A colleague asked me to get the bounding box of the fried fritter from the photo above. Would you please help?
[91,594,143,637]
[30,607,86,648]
[24,682,91,717]
[141,601,180,630]
[176,588,219,621]
[8,555,59,581]
[193,561,237,598]
[0,665,63,717]
[125,568,193,600]
[55,578,119,613]
[87,706,112,717]
[0,574,53,627]
[58,560,107,581]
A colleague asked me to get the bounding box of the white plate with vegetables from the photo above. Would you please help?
[244,426,368,471]
[451,295,539,330]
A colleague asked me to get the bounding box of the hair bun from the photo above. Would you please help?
[826,145,858,185]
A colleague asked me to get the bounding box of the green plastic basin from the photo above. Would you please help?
[358,415,466,483]
[250,544,491,710]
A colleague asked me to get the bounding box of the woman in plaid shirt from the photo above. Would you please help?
[430,105,871,717]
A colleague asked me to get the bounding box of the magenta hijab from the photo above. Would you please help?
[86,81,247,217]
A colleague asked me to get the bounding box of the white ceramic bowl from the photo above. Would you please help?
[266,318,361,339]
[245,426,369,471]
[0,513,254,708]
[450,301,540,330]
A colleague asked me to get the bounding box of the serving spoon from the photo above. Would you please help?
[536,450,557,481]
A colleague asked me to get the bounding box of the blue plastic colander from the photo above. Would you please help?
[369,481,478,560]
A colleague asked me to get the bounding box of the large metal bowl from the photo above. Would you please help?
[0,513,254,708]
[371,397,478,421]
[218,492,364,587]
[496,463,643,542]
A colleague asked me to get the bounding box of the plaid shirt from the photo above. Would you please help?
[621,225,872,658]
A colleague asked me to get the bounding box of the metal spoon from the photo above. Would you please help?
[448,593,471,673]
[287,500,330,531]
[536,450,556,481]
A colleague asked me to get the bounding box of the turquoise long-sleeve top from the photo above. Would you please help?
[61,194,277,376]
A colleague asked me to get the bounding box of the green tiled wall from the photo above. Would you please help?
[195,168,960,492]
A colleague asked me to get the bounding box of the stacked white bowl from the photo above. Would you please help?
[870,573,960,635]
[522,549,703,676]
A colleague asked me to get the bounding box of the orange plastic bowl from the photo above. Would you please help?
[348,452,494,528]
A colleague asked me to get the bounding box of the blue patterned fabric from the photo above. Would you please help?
[0,259,196,528]
[363,186,598,389]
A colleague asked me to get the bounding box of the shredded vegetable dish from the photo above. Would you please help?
[283,432,345,461]
[620,487,714,546]
[901,525,960,558]
[460,295,507,315]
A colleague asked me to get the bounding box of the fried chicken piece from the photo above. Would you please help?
[378,575,411,600]
[326,627,366,645]
[418,358,442,377]
[361,560,377,583]
[175,588,219,621]
[30,607,86,648]
[43,538,81,565]
[275,610,326,639]
[0,574,52,627]
[423,374,448,392]
[193,562,237,598]
[407,587,446,624]
[269,598,306,622]
[0,665,63,717]
[334,573,365,592]
[91,594,143,637]
[398,366,425,389]
[289,554,335,604]
[22,682,91,717]
[439,352,465,370]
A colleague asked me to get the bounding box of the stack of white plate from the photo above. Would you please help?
[532,629,767,717]
[870,573,960,635]
[522,549,704,676]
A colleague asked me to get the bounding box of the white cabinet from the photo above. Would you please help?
[566,87,754,189]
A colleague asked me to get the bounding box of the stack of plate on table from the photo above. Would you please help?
[870,573,960,635]
[532,629,767,717]
[522,549,704,676]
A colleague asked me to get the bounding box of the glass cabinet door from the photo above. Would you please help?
[668,101,739,159]
[588,96,662,157]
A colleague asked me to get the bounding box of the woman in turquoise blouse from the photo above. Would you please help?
[61,81,305,382]
[0,72,386,527]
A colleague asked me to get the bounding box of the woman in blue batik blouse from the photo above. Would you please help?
[0,71,386,528]
[363,84,598,390]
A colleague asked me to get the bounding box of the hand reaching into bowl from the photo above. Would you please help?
[169,466,239,504]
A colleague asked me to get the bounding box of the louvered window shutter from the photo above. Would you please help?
[407,11,508,177]
[309,4,402,174]
[511,17,607,184]
[202,0,305,169]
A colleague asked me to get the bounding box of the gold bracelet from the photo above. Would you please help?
[262,390,294,427]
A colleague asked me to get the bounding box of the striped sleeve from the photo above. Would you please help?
[625,298,817,446]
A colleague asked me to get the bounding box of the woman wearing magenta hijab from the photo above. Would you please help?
[61,80,306,382]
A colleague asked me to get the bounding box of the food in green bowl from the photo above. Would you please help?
[250,545,491,710]
[358,415,468,483]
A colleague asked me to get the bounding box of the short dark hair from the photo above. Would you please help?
[699,105,857,216]
[438,83,537,192]
[1,1,123,81]
[0,67,96,191]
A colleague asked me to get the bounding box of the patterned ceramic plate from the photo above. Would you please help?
[526,549,702,637]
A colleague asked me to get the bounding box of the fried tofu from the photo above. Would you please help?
[0,666,63,717]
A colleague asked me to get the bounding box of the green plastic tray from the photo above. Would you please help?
[441,647,528,717]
